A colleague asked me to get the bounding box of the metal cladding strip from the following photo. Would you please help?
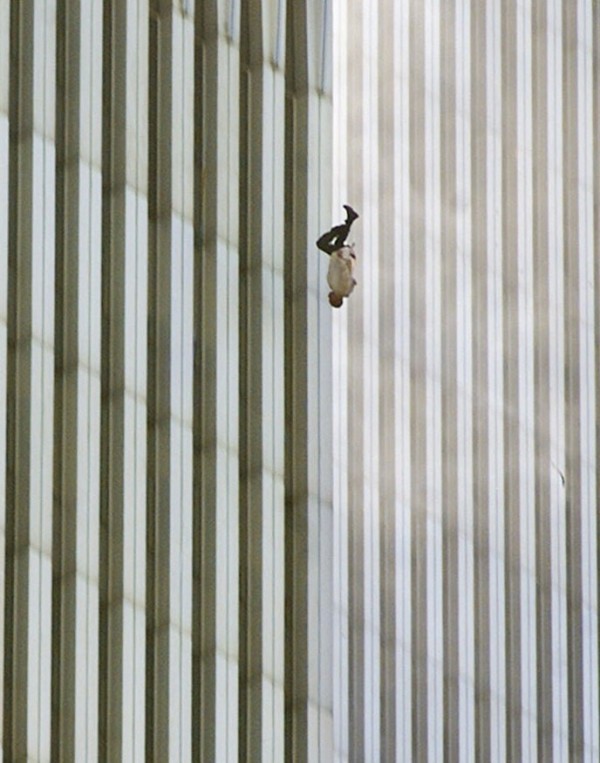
[595,5,600,755]
[577,0,600,752]
[362,1,381,759]
[562,1,584,758]
[0,2,7,749]
[146,2,172,761]
[408,1,428,758]
[501,0,524,757]
[238,0,286,759]
[439,0,460,759]
[284,0,333,759]
[52,1,81,760]
[345,0,365,759]
[547,0,569,753]
[193,1,241,760]
[377,0,397,757]
[98,0,127,758]
[531,1,554,757]
[3,1,34,758]
[238,2,265,756]
[471,0,492,757]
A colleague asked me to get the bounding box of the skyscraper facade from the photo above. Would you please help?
[332,0,599,760]
[1,0,334,760]
[2,1,600,762]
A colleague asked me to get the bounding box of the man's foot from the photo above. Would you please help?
[328,291,343,308]
[343,204,359,223]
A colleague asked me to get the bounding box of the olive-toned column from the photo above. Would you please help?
[98,0,128,757]
[284,0,333,759]
[0,3,8,746]
[101,0,150,758]
[239,0,286,760]
[3,2,35,759]
[5,0,58,758]
[52,1,81,760]
[193,1,240,760]
[146,1,172,761]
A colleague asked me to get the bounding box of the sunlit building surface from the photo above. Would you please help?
[332,0,599,760]
[1,0,334,760]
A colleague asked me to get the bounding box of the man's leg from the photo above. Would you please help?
[316,206,359,252]
[343,204,359,224]
[333,205,358,247]
[316,224,346,254]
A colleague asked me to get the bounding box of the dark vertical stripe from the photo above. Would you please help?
[346,0,365,759]
[146,3,172,761]
[284,2,310,758]
[378,0,396,757]
[238,0,265,758]
[3,1,34,758]
[470,0,491,757]
[284,1,334,756]
[562,2,584,757]
[409,0,428,757]
[531,2,553,759]
[52,1,81,760]
[192,2,219,759]
[440,1,459,760]
[501,1,522,758]
[98,1,127,758]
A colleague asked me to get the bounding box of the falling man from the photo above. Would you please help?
[316,205,359,308]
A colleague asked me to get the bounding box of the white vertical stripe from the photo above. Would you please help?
[73,3,102,756]
[123,188,148,763]
[122,2,149,758]
[424,0,443,759]
[455,1,475,759]
[516,0,538,757]
[332,1,350,758]
[486,0,507,759]
[361,0,379,756]
[213,33,240,761]
[547,0,569,756]
[577,1,599,758]
[28,1,56,755]
[169,216,194,763]
[394,0,412,759]
[29,155,54,763]
[75,162,102,763]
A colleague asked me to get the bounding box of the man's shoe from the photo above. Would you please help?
[343,204,359,223]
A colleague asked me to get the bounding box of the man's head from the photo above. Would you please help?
[328,291,344,308]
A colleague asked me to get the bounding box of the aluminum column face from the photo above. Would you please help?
[284,1,334,760]
[4,3,36,759]
[238,0,286,760]
[1,0,333,760]
[333,0,600,760]
[52,3,81,760]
